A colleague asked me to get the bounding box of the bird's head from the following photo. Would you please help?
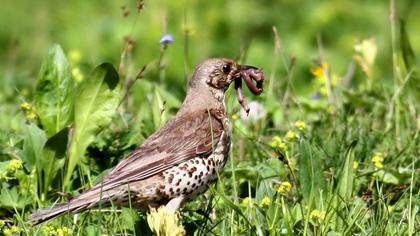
[189,58,241,92]
[183,58,265,113]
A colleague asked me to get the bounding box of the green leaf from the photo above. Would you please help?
[400,20,417,72]
[34,44,74,137]
[22,124,47,172]
[332,141,357,231]
[400,19,420,99]
[214,188,256,233]
[121,207,140,230]
[337,140,356,202]
[152,86,166,129]
[41,127,68,198]
[297,139,326,207]
[64,63,120,189]
[0,183,31,209]
[0,161,10,174]
[22,123,47,203]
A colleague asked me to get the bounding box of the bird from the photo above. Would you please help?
[29,58,263,225]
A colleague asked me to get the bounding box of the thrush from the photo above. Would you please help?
[29,58,265,225]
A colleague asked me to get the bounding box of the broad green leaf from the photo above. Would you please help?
[297,139,326,207]
[64,63,120,189]
[337,141,356,202]
[0,161,10,174]
[41,127,68,198]
[333,140,357,231]
[34,44,74,137]
[22,123,47,172]
[0,183,31,209]
[22,123,47,203]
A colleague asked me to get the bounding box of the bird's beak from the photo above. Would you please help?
[239,65,258,71]
[232,64,258,81]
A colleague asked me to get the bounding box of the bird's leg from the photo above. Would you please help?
[165,195,186,213]
[234,79,250,114]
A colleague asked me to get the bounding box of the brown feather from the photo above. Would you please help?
[86,108,225,193]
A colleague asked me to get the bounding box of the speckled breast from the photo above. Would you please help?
[159,129,231,201]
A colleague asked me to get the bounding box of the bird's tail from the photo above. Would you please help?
[29,186,118,225]
[29,200,89,225]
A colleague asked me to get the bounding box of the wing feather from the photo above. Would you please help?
[89,109,226,192]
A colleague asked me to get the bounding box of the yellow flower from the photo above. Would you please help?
[20,102,31,111]
[27,112,38,121]
[69,50,82,64]
[9,226,20,234]
[241,197,251,207]
[353,161,359,170]
[260,196,271,208]
[42,225,56,236]
[310,209,325,221]
[331,73,341,87]
[270,136,288,152]
[72,67,84,82]
[147,207,186,236]
[6,159,23,175]
[285,131,298,142]
[231,114,239,121]
[0,220,5,228]
[320,87,328,96]
[3,228,12,236]
[311,63,329,79]
[270,136,282,147]
[277,181,292,195]
[294,121,307,131]
[372,152,384,169]
[56,227,72,236]
[3,226,20,236]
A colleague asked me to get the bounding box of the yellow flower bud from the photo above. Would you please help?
[294,121,307,131]
[260,196,271,208]
[277,181,292,195]
[372,152,384,169]
[285,131,298,142]
[310,209,325,221]
[20,102,31,111]
[69,50,82,64]
[241,197,251,207]
[353,161,359,170]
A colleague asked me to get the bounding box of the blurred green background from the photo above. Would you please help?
[0,1,419,234]
[1,0,419,128]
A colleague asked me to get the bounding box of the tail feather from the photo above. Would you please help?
[29,200,89,225]
[29,187,119,225]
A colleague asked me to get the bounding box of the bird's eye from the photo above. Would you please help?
[222,64,231,74]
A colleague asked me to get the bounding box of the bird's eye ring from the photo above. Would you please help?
[222,64,231,74]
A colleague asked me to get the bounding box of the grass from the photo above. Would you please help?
[0,0,419,235]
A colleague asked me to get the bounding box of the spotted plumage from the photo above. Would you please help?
[29,58,259,225]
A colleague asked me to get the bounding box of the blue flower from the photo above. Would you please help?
[159,34,174,46]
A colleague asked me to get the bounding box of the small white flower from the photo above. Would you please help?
[240,101,266,123]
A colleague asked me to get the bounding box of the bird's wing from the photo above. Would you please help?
[91,109,226,192]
